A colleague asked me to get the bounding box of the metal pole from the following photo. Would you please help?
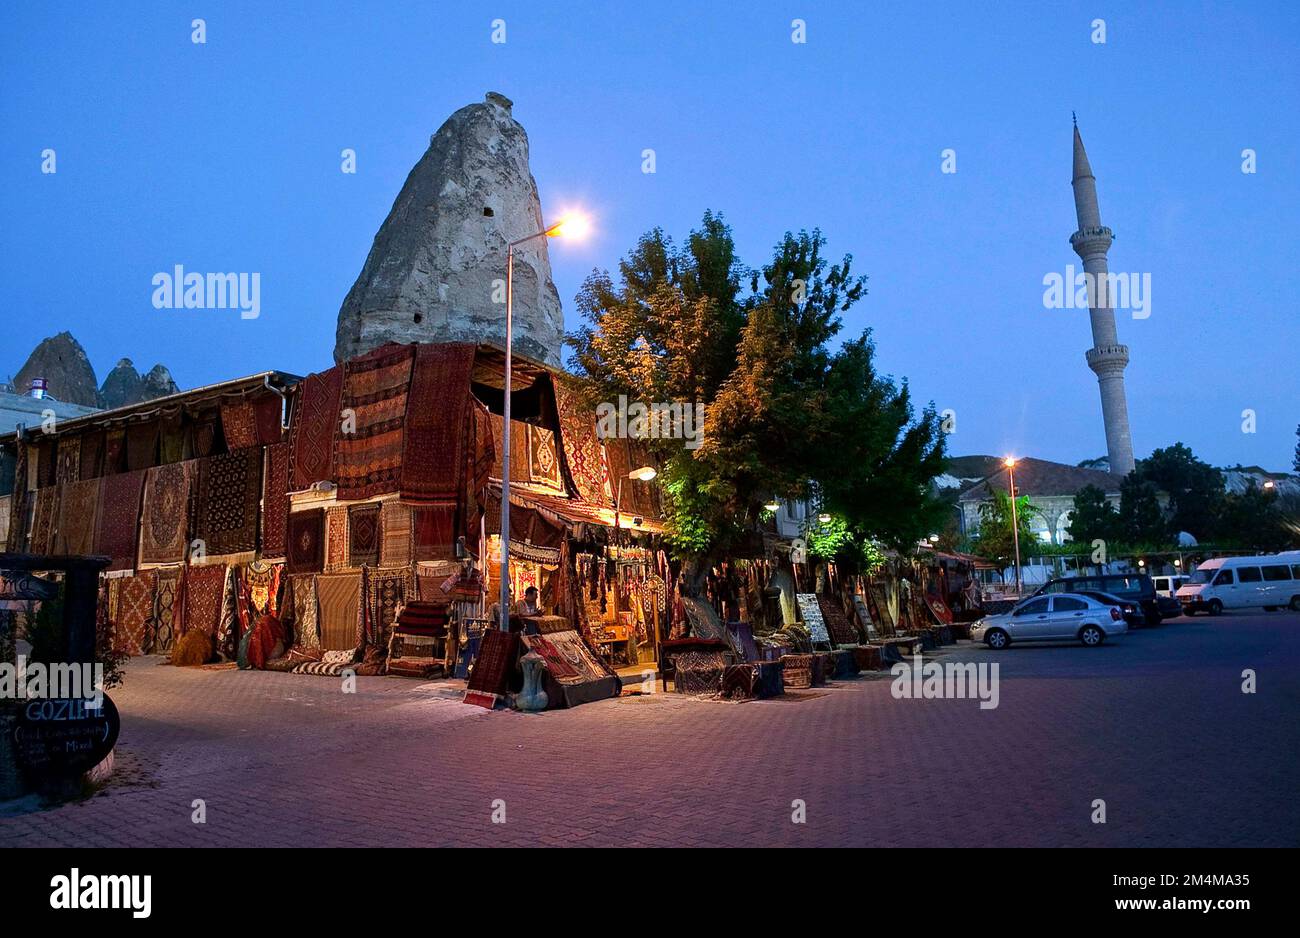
[498,245,514,630]
[1008,464,1022,596]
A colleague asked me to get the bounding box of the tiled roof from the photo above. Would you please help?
[957,456,1120,501]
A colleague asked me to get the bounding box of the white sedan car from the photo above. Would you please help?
[970,592,1128,649]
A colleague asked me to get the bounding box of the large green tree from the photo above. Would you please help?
[1218,481,1292,551]
[1118,473,1169,545]
[1136,443,1224,540]
[567,212,948,565]
[1067,484,1121,545]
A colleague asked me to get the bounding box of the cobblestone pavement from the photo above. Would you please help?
[2,610,1297,847]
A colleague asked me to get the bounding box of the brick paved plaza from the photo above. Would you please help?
[2,610,1297,848]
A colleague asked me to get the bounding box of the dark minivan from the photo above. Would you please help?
[1032,574,1161,626]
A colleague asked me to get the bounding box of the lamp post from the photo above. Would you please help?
[498,215,586,629]
[1005,457,1023,597]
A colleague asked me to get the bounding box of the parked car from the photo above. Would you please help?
[1152,574,1189,598]
[971,592,1128,649]
[1151,574,1188,619]
[1072,589,1146,629]
[1032,573,1161,625]
[1176,555,1300,615]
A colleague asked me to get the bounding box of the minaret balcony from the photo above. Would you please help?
[1070,225,1114,255]
[1086,343,1130,374]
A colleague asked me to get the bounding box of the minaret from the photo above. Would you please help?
[1070,118,1136,476]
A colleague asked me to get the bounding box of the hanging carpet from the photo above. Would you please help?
[195,448,262,556]
[139,461,195,565]
[286,508,325,574]
[289,366,344,490]
[261,441,291,557]
[95,469,145,571]
[400,342,477,504]
[53,478,100,556]
[334,343,414,500]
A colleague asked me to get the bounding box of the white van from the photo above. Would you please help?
[1176,554,1300,615]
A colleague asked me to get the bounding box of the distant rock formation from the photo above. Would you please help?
[13,332,99,406]
[100,358,146,408]
[98,359,179,408]
[334,92,564,366]
[140,364,179,400]
[9,334,179,410]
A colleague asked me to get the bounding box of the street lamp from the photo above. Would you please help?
[614,466,657,531]
[498,214,587,628]
[1005,457,1023,596]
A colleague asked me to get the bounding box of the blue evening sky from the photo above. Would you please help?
[2,1,1297,470]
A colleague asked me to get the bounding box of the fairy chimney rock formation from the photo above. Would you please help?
[333,92,564,366]
[13,332,100,406]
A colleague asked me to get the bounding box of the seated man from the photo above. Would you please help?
[515,586,543,617]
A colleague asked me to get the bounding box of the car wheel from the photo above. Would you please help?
[985,629,1010,650]
[1148,613,1162,626]
[1291,596,1300,612]
[1208,599,1224,616]
[1079,624,1104,647]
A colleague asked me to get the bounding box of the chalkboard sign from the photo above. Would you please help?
[12,695,120,778]
[796,594,831,644]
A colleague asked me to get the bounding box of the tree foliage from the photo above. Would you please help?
[972,490,1039,571]
[567,212,948,563]
[1067,484,1120,545]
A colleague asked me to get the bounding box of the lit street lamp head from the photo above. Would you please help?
[545,213,590,240]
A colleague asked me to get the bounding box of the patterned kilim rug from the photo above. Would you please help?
[56,436,81,485]
[316,571,362,651]
[286,508,325,574]
[261,442,291,558]
[347,503,381,567]
[554,381,612,504]
[29,487,58,556]
[290,574,319,649]
[54,478,100,556]
[400,342,477,503]
[335,344,414,500]
[150,565,181,653]
[466,628,519,697]
[529,425,563,488]
[140,461,195,565]
[114,571,157,656]
[366,566,409,650]
[289,366,344,489]
[380,500,412,566]
[220,400,259,450]
[181,563,228,637]
[324,505,349,571]
[95,469,145,571]
[195,448,262,556]
[818,595,861,646]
